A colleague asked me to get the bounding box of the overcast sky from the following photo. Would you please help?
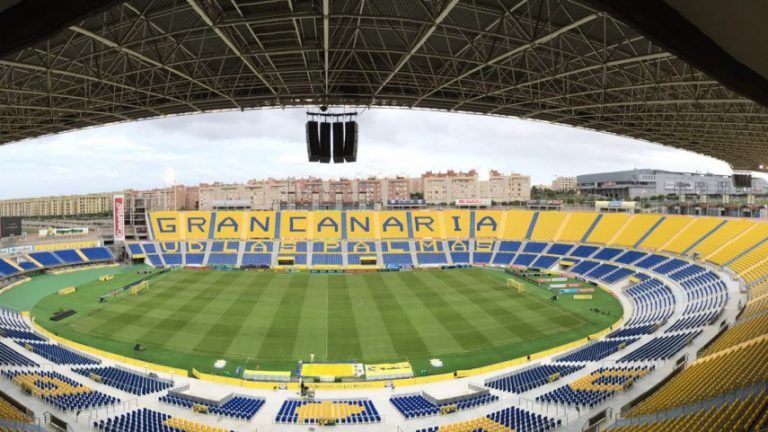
[0,108,747,200]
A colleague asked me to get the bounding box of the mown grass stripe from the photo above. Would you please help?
[326,275,363,360]
[192,272,277,354]
[134,273,235,347]
[396,271,492,351]
[427,270,547,341]
[363,272,431,358]
[85,270,207,337]
[258,273,312,360]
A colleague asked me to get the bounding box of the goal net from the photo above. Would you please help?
[506,279,524,293]
[130,280,149,296]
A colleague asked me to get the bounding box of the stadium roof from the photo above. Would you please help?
[0,0,766,171]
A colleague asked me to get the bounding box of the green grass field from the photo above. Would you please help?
[30,267,622,376]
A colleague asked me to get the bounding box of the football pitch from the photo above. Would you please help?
[31,267,622,375]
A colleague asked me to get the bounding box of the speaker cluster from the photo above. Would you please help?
[306,112,358,163]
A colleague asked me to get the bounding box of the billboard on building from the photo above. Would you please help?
[0,216,23,238]
[113,195,126,241]
[455,199,492,207]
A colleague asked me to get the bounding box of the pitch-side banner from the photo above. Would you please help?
[113,195,126,241]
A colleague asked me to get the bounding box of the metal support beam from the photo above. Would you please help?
[374,0,460,96]
[323,0,330,96]
[185,0,278,97]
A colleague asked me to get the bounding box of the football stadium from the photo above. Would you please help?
[1,1,768,432]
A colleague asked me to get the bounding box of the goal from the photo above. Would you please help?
[130,280,149,296]
[506,279,525,293]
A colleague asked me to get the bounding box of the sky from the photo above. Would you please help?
[0,108,744,200]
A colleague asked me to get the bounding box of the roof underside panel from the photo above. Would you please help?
[0,0,766,170]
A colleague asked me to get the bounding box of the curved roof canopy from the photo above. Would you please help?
[0,0,766,171]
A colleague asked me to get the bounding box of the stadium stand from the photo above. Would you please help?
[556,339,639,363]
[94,408,232,432]
[611,392,768,432]
[389,392,498,419]
[0,395,33,424]
[275,399,381,425]
[414,405,559,432]
[72,366,173,395]
[485,364,585,393]
[24,342,99,365]
[0,342,38,367]
[3,371,119,411]
[159,394,265,420]
[537,367,653,408]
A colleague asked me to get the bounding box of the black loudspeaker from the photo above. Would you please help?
[344,121,358,162]
[306,121,320,162]
[332,122,345,163]
[319,122,331,163]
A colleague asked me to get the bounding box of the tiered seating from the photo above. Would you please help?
[381,241,412,267]
[0,260,20,277]
[0,394,33,424]
[0,329,44,342]
[472,240,495,264]
[637,216,691,250]
[586,263,619,279]
[665,311,716,332]
[586,213,631,244]
[546,243,573,255]
[3,371,119,411]
[415,405,559,432]
[25,342,99,365]
[741,294,768,321]
[389,392,498,419]
[52,249,84,264]
[94,408,232,432]
[602,267,634,284]
[569,260,599,275]
[347,241,377,265]
[207,241,239,266]
[485,364,584,393]
[529,212,567,242]
[634,254,668,270]
[492,242,517,265]
[659,217,724,255]
[127,243,145,255]
[627,338,768,416]
[618,331,700,362]
[159,394,265,420]
[512,253,538,267]
[611,215,662,247]
[607,325,657,339]
[73,366,172,395]
[557,212,598,243]
[570,245,600,258]
[240,240,272,267]
[0,342,38,367]
[414,241,447,265]
[701,313,768,356]
[707,223,768,265]
[556,338,639,362]
[312,241,344,266]
[27,252,62,267]
[447,240,470,264]
[611,392,768,432]
[17,260,40,271]
[531,255,557,269]
[614,250,647,265]
[275,399,381,425]
[79,247,113,261]
[537,367,653,408]
[624,279,674,327]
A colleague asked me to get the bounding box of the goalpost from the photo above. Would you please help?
[130,280,149,296]
[506,278,525,293]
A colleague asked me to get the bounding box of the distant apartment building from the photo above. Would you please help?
[552,176,578,191]
[0,186,199,218]
[422,170,531,204]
